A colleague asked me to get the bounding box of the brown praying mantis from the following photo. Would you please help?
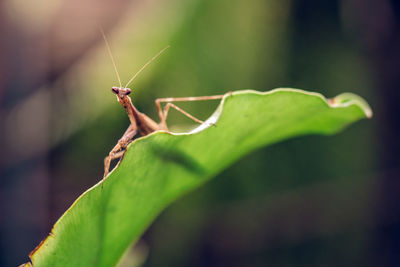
[101,31,226,181]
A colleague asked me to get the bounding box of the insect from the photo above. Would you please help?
[101,30,226,182]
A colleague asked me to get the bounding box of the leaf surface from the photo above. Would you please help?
[28,89,372,267]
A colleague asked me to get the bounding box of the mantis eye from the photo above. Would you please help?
[125,88,131,95]
[111,87,119,94]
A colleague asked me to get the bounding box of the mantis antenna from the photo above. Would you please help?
[124,45,170,88]
[100,27,122,89]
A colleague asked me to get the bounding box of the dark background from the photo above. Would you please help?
[1,0,399,266]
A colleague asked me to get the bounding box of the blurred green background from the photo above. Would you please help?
[1,0,399,266]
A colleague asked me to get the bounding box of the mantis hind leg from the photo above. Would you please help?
[155,94,227,128]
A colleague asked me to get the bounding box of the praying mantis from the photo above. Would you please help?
[101,30,226,181]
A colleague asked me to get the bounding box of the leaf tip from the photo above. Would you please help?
[329,93,373,119]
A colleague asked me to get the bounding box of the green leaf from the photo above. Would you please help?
[28,89,371,267]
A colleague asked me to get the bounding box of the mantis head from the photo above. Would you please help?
[111,87,131,99]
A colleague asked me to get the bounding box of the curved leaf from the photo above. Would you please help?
[27,89,372,266]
